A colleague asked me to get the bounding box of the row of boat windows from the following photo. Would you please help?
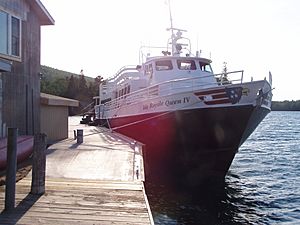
[144,60,212,75]
[116,86,131,98]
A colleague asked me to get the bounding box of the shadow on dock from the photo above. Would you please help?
[0,193,41,225]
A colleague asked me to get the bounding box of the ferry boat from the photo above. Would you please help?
[93,28,273,185]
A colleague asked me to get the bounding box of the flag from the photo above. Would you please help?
[195,87,243,105]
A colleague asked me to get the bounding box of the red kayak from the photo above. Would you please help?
[0,136,34,170]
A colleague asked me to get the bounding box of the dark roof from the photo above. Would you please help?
[27,0,55,25]
[41,93,79,107]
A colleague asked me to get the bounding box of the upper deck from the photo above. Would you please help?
[142,56,214,85]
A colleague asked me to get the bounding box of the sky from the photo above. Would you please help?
[40,0,300,101]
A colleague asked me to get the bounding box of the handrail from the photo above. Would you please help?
[214,70,244,83]
[80,101,95,115]
[107,65,139,83]
[103,70,245,111]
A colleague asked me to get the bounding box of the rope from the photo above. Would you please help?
[54,98,200,146]
[92,100,200,136]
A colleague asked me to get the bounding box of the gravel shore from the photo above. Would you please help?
[0,159,32,186]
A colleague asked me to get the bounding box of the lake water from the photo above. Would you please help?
[145,111,300,225]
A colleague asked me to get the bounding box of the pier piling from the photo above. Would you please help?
[5,128,18,211]
[31,133,47,195]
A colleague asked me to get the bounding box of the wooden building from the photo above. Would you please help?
[40,93,79,144]
[0,0,54,138]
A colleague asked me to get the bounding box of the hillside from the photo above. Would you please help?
[40,65,103,115]
[41,65,94,83]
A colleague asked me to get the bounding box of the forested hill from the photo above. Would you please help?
[271,100,300,111]
[40,65,103,115]
[41,65,95,83]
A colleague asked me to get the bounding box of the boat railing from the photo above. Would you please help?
[107,65,140,84]
[214,70,244,85]
[104,70,244,111]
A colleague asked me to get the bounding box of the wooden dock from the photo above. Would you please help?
[0,117,154,225]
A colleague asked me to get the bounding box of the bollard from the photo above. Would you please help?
[73,130,77,140]
[31,133,47,195]
[77,129,83,144]
[5,128,18,211]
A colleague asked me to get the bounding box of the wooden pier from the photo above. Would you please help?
[0,117,154,225]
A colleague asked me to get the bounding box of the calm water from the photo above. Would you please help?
[146,111,300,225]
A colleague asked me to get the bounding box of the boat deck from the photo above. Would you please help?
[0,117,153,224]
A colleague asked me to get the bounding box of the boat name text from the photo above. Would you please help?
[142,97,190,110]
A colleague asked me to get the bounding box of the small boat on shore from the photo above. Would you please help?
[0,136,34,171]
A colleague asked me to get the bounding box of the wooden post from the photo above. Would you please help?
[77,129,83,144]
[5,128,18,211]
[73,130,77,140]
[31,133,47,195]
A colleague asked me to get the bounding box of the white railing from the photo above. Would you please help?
[103,70,244,111]
[107,65,139,84]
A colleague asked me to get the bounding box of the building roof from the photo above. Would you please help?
[27,0,55,25]
[41,93,79,107]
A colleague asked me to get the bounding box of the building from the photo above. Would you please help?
[40,93,79,144]
[0,0,54,137]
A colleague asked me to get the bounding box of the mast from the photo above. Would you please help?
[166,0,188,56]
[168,0,175,54]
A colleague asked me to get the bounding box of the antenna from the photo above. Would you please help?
[166,0,189,56]
[197,33,199,51]
[168,0,174,36]
[167,0,175,54]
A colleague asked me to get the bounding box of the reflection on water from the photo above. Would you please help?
[146,176,266,225]
[145,112,300,225]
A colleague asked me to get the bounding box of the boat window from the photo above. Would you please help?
[145,64,153,76]
[155,60,173,71]
[177,60,196,70]
[199,62,213,73]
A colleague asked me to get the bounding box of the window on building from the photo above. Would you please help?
[11,16,20,56]
[0,10,21,58]
[0,11,8,55]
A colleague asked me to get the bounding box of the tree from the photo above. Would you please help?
[66,75,78,99]
[40,66,106,115]
[41,77,67,96]
[78,74,88,93]
[87,75,104,98]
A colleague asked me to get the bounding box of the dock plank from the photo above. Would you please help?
[0,118,153,225]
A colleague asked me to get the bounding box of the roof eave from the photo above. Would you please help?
[28,0,55,26]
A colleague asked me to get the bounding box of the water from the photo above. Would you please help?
[146,111,300,225]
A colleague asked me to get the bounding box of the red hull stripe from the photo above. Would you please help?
[204,98,232,105]
[195,88,225,96]
[212,93,227,99]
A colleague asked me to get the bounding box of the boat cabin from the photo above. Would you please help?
[142,56,214,85]
[99,55,217,103]
[97,26,221,104]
